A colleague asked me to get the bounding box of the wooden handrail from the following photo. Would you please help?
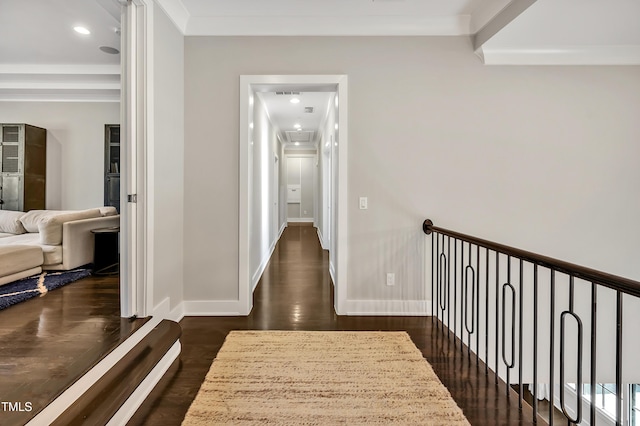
[423,219,640,298]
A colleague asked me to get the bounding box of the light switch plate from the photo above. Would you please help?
[359,197,368,210]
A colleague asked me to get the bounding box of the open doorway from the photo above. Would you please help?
[239,75,349,316]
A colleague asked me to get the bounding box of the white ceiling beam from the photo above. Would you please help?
[0,64,120,102]
[480,45,640,66]
[473,0,537,51]
[0,91,120,103]
[0,64,121,75]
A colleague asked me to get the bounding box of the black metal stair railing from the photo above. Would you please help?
[423,219,640,426]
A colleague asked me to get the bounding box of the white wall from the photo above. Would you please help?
[0,102,119,209]
[151,3,184,314]
[316,94,338,262]
[249,94,282,289]
[183,36,640,312]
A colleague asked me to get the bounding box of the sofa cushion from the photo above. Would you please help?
[38,209,102,245]
[99,206,118,216]
[0,245,43,277]
[0,210,27,234]
[20,209,101,233]
[0,233,62,265]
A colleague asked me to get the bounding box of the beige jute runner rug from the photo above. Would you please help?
[182,330,470,425]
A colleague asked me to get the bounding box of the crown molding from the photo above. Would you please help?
[480,45,640,65]
[154,0,189,34]
[186,15,472,36]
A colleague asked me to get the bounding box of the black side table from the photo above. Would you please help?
[91,226,120,275]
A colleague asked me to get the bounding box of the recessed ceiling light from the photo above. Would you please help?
[290,98,300,104]
[295,142,300,146]
[74,26,91,35]
[294,123,301,129]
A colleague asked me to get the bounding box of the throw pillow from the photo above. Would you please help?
[38,209,102,245]
[0,210,27,234]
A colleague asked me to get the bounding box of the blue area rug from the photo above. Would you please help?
[0,268,91,311]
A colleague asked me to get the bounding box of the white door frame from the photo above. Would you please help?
[120,0,153,318]
[284,153,316,223]
[239,75,349,315]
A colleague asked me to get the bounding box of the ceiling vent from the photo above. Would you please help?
[285,130,315,143]
[275,91,301,95]
[304,107,314,113]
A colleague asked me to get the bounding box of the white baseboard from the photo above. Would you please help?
[153,297,185,322]
[182,300,245,316]
[342,299,430,316]
[287,218,314,223]
[329,261,336,286]
[317,227,328,250]
[26,317,163,426]
[250,223,287,292]
[106,341,181,426]
[251,237,279,292]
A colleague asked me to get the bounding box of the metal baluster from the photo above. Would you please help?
[550,269,555,426]
[464,243,476,359]
[453,239,458,345]
[476,245,480,365]
[502,256,514,396]
[439,250,447,318]
[590,283,597,426]
[485,247,490,375]
[560,276,583,425]
[436,234,440,327]
[616,290,623,426]
[447,236,451,337]
[502,281,516,396]
[533,264,538,423]
[431,232,435,324]
[495,252,500,385]
[519,259,524,408]
[460,241,469,352]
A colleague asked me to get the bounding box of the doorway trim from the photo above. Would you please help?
[239,75,348,315]
[120,0,153,318]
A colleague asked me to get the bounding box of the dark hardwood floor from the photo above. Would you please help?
[131,224,543,426]
[0,272,146,426]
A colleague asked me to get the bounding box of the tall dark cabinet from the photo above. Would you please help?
[104,124,120,213]
[0,124,46,211]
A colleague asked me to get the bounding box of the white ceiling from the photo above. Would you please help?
[0,0,638,102]
[0,0,121,65]
[179,0,512,36]
[257,91,335,149]
[0,0,121,102]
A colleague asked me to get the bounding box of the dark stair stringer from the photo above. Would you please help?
[50,319,181,426]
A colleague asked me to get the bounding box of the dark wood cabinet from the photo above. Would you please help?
[0,124,46,211]
[104,124,120,213]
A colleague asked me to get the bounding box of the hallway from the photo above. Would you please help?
[131,224,539,425]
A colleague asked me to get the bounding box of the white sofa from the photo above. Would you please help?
[0,208,119,284]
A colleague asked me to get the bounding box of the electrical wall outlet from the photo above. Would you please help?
[386,273,395,286]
